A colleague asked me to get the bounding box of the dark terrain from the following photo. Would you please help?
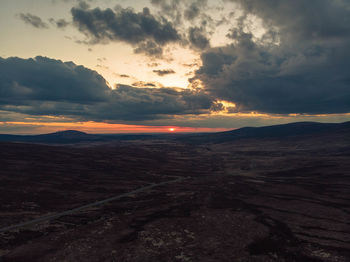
[0,122,350,261]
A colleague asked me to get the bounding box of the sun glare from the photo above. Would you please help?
[169,128,175,132]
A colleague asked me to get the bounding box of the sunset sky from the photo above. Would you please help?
[1,0,350,134]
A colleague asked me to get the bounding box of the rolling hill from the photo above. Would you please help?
[0,121,349,144]
[178,121,350,144]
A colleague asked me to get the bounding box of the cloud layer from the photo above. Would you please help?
[194,0,350,114]
[6,0,350,131]
[71,5,181,57]
[19,13,49,29]
[153,69,176,76]
[0,56,215,121]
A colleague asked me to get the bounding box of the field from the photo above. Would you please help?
[0,128,350,261]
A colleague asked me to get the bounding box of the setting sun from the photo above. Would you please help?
[169,128,175,132]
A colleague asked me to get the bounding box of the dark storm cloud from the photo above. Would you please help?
[233,0,350,41]
[153,69,176,76]
[71,5,181,56]
[69,0,215,55]
[150,0,214,50]
[0,56,109,103]
[194,0,350,114]
[0,56,215,121]
[91,84,214,121]
[18,13,49,29]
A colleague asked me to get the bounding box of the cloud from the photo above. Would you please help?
[184,0,207,21]
[232,0,350,42]
[0,56,215,121]
[0,56,109,103]
[153,69,176,76]
[193,0,350,114]
[184,2,200,20]
[132,81,162,88]
[147,62,160,67]
[70,1,216,55]
[134,40,163,58]
[51,0,93,5]
[71,5,181,57]
[150,0,208,24]
[150,0,213,47]
[136,112,350,129]
[135,82,156,87]
[150,0,183,25]
[18,13,49,29]
[183,63,199,67]
[49,18,70,29]
[118,74,130,78]
[188,26,210,50]
[96,64,109,70]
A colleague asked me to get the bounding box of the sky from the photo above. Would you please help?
[0,0,350,134]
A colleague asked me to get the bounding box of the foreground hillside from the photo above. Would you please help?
[0,123,350,261]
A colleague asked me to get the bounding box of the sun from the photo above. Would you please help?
[169,128,175,132]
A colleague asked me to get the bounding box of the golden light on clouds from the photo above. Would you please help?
[0,0,349,136]
[92,43,201,90]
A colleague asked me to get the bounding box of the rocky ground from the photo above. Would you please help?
[0,134,350,261]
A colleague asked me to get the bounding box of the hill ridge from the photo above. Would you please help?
[0,121,349,144]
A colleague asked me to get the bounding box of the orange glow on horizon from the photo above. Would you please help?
[1,121,229,135]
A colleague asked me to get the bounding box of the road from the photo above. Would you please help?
[0,177,188,233]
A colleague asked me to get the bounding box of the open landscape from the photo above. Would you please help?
[1,122,350,261]
[2,1,350,260]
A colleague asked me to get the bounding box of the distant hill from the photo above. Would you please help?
[0,130,159,144]
[177,121,350,144]
[36,130,97,141]
[0,130,103,143]
[0,121,349,144]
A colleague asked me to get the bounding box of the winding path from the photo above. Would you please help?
[0,177,188,233]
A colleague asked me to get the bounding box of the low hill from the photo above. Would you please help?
[178,121,350,144]
[0,130,161,144]
[0,130,103,143]
[1,121,349,144]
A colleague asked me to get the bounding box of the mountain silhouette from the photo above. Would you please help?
[0,121,349,144]
[178,121,350,144]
